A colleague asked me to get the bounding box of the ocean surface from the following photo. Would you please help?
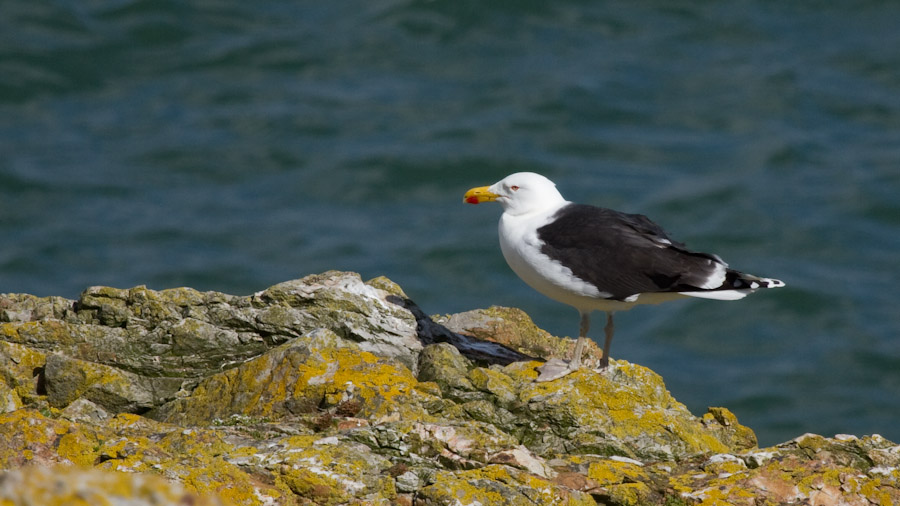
[2,0,899,447]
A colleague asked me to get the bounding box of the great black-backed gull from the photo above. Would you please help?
[464,172,785,381]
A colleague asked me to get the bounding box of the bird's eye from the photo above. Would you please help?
[510,185,520,191]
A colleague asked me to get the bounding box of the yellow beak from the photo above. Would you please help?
[463,186,499,204]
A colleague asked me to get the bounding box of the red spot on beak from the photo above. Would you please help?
[466,196,480,204]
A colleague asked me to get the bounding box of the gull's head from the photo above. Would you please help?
[463,172,567,216]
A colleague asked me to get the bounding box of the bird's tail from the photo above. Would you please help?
[680,270,785,301]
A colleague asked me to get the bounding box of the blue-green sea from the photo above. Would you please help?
[2,1,899,446]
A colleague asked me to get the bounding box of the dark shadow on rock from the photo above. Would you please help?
[386,295,539,367]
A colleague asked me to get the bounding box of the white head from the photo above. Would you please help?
[464,172,567,216]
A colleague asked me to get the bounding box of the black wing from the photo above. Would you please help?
[536,204,725,300]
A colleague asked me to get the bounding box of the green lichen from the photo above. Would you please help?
[45,355,128,409]
[2,320,79,347]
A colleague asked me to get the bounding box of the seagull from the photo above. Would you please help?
[464,172,785,381]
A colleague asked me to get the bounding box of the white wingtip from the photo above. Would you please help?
[680,275,784,301]
[679,290,750,301]
[761,278,786,288]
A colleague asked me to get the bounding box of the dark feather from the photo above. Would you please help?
[537,204,726,300]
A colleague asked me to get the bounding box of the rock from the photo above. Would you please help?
[702,406,758,452]
[256,273,422,370]
[439,306,599,365]
[417,343,476,394]
[667,433,900,505]
[417,464,596,506]
[1,270,899,505]
[257,434,396,504]
[60,398,110,423]
[395,469,422,492]
[151,328,432,426]
[0,465,221,506]
[0,340,47,407]
[44,353,182,413]
[0,377,22,414]
[402,300,536,366]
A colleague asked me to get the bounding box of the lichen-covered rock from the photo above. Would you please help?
[0,409,286,504]
[667,433,900,506]
[417,464,596,506]
[0,271,422,381]
[60,398,110,423]
[701,406,758,452]
[438,306,599,365]
[257,434,397,503]
[1,271,899,505]
[0,465,223,506]
[0,376,22,413]
[151,328,433,426]
[511,360,735,461]
[417,343,476,395]
[43,353,182,413]
[0,340,46,406]
[255,274,423,370]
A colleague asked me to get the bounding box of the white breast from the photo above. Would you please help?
[497,210,614,309]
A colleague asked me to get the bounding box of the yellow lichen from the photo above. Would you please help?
[266,434,393,505]
[667,471,699,497]
[56,431,99,467]
[0,466,224,506]
[502,360,542,382]
[414,381,442,397]
[822,468,844,488]
[0,378,23,413]
[701,456,746,477]
[0,410,55,466]
[160,331,438,426]
[859,478,895,506]
[518,361,731,458]
[702,407,757,451]
[297,347,423,419]
[606,482,652,505]
[422,465,596,505]
[0,341,47,400]
[0,322,19,339]
[427,468,508,505]
[587,459,648,486]
[107,413,154,430]
[278,466,348,504]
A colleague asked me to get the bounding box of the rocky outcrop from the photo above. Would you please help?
[1,270,898,505]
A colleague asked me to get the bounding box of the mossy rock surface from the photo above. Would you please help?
[1,271,899,505]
